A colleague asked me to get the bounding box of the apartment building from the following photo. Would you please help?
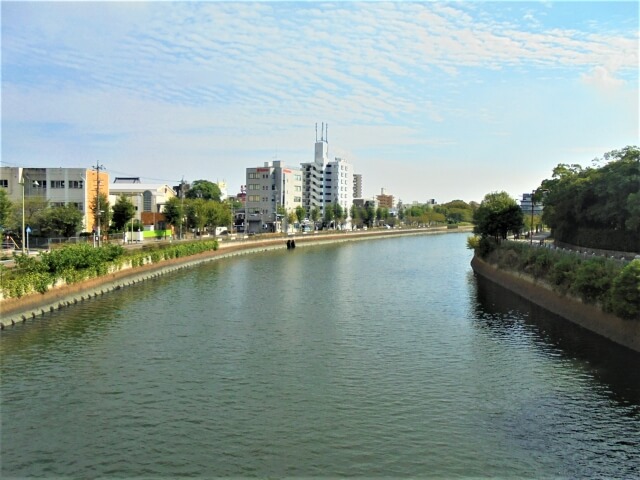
[301,124,354,227]
[0,166,109,234]
[245,160,302,233]
[377,188,394,210]
[353,173,363,199]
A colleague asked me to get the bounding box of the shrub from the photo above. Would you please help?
[610,260,640,320]
[571,258,618,307]
[550,256,579,293]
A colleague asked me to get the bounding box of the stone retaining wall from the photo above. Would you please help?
[471,256,640,353]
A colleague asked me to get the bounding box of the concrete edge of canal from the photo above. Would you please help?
[471,256,640,353]
[1,226,472,331]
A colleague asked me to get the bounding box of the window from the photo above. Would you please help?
[248,173,258,179]
[143,191,152,212]
[0,180,7,188]
[249,184,260,190]
[248,195,260,202]
[50,180,65,188]
[69,180,84,189]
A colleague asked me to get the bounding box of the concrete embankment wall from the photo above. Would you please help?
[471,256,640,353]
[1,227,471,330]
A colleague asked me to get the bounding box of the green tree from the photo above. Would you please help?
[333,202,344,228]
[90,193,111,233]
[0,189,12,230]
[310,207,320,227]
[295,206,306,223]
[37,205,84,237]
[185,180,222,201]
[541,146,639,250]
[206,201,232,232]
[186,198,208,234]
[111,195,135,231]
[473,191,524,241]
[163,197,185,230]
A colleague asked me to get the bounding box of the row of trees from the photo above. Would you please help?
[540,146,639,251]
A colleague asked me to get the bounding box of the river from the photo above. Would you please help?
[1,232,639,478]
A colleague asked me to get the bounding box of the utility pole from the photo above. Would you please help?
[93,162,105,247]
[180,177,185,240]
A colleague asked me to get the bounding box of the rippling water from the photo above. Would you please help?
[1,233,639,478]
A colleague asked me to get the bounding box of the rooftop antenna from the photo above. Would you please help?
[326,123,328,143]
[315,123,318,142]
[321,122,324,142]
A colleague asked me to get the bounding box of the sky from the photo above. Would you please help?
[1,1,638,204]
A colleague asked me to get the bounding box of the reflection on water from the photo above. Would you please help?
[472,273,640,409]
[1,233,639,478]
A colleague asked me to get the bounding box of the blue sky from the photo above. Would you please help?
[2,1,638,204]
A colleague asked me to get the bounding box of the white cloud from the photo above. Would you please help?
[581,66,625,90]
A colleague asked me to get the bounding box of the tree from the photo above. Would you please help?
[206,201,232,232]
[111,195,135,231]
[90,193,111,233]
[37,205,84,237]
[333,202,344,228]
[541,146,639,250]
[473,191,524,241]
[310,207,320,227]
[186,198,208,234]
[0,189,13,230]
[295,206,306,223]
[9,196,48,235]
[163,196,185,230]
[185,180,222,201]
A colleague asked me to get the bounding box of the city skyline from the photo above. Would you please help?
[2,1,638,204]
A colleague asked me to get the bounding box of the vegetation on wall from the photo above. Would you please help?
[0,240,219,299]
[470,240,639,321]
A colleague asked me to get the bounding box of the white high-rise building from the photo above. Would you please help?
[301,123,354,228]
[245,160,302,233]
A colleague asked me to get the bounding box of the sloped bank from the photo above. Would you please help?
[471,256,640,353]
[1,227,471,330]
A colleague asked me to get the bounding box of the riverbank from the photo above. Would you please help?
[1,226,471,330]
[471,256,640,353]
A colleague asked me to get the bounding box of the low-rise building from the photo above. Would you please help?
[0,166,108,234]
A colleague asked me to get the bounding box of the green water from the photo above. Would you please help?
[1,233,639,477]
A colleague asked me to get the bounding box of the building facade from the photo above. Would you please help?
[353,173,363,199]
[0,166,109,234]
[520,192,544,216]
[377,188,394,210]
[108,182,176,231]
[245,161,302,233]
[301,124,354,227]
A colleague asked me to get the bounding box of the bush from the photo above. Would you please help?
[610,260,640,320]
[571,258,617,307]
[550,256,579,293]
